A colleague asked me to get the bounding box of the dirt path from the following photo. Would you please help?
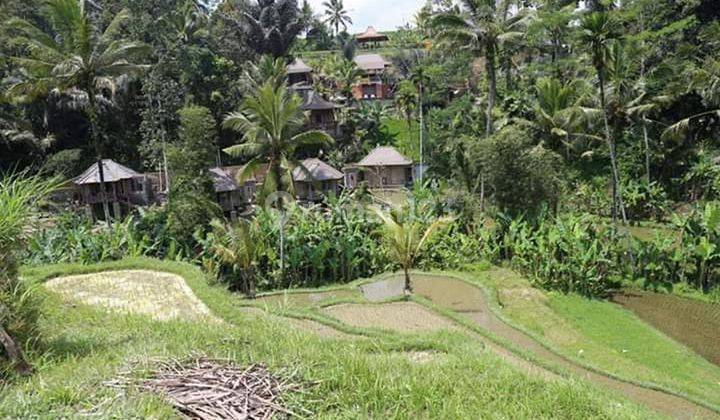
[363,275,719,419]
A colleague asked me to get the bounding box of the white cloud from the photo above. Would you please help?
[307,0,423,33]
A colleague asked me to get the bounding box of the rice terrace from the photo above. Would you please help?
[3,0,720,418]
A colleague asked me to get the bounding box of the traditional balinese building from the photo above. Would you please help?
[353,54,392,100]
[356,26,389,49]
[301,91,340,132]
[287,58,313,98]
[292,158,344,201]
[345,146,413,189]
[73,159,155,219]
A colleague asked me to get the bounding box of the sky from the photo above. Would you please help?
[307,0,425,33]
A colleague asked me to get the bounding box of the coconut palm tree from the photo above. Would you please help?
[372,205,451,297]
[580,11,627,225]
[223,82,334,202]
[0,172,60,375]
[534,77,586,156]
[211,219,263,299]
[323,0,352,37]
[432,0,528,137]
[6,0,149,222]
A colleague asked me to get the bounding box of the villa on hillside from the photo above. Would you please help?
[356,26,389,49]
[300,91,340,132]
[287,58,314,98]
[345,146,414,189]
[73,159,157,219]
[292,158,344,201]
[353,54,392,100]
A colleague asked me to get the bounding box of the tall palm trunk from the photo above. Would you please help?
[598,73,627,225]
[403,267,413,298]
[642,117,651,183]
[86,87,112,223]
[485,42,497,137]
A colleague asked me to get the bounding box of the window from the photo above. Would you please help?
[132,179,144,192]
[382,177,387,185]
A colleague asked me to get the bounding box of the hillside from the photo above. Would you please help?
[2,259,717,418]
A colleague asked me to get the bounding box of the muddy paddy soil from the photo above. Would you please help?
[612,291,720,366]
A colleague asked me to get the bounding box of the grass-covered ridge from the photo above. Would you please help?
[2,258,660,418]
[471,266,720,411]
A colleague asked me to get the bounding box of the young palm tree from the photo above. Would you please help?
[534,78,585,156]
[432,0,527,137]
[211,219,263,299]
[223,82,334,202]
[580,11,627,225]
[372,205,451,297]
[323,0,352,37]
[7,0,149,221]
[0,173,60,375]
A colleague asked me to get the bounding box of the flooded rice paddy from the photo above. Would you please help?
[612,291,720,366]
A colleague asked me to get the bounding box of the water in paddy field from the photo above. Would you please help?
[612,291,720,367]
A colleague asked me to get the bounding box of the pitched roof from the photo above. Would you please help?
[300,91,339,111]
[209,167,240,193]
[292,158,344,182]
[357,146,412,167]
[73,159,140,185]
[354,54,389,71]
[356,26,389,42]
[287,58,312,74]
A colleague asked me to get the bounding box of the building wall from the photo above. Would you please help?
[352,83,390,100]
[360,166,412,189]
[295,179,341,201]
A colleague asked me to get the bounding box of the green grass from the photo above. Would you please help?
[0,258,656,418]
[471,266,720,411]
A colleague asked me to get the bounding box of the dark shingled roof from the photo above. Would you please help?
[287,58,312,74]
[209,167,240,193]
[300,91,339,111]
[73,159,140,185]
[292,158,344,182]
[357,146,412,167]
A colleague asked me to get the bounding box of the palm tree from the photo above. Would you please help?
[580,11,627,225]
[372,205,451,297]
[0,172,60,375]
[432,0,527,137]
[223,82,334,202]
[323,0,352,37]
[534,78,587,157]
[7,0,149,221]
[211,219,263,299]
[663,57,720,143]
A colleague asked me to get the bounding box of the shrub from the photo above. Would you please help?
[501,214,624,297]
[622,180,669,222]
[475,125,565,219]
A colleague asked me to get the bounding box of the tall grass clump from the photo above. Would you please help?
[0,172,59,376]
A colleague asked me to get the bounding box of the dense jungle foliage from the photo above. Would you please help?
[2,0,720,361]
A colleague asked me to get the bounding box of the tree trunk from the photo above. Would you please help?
[479,174,486,213]
[642,117,651,183]
[246,271,257,300]
[0,325,32,376]
[86,88,112,223]
[403,267,413,298]
[599,73,628,225]
[485,43,497,137]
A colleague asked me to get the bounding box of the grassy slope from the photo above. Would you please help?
[0,258,654,419]
[471,266,720,410]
